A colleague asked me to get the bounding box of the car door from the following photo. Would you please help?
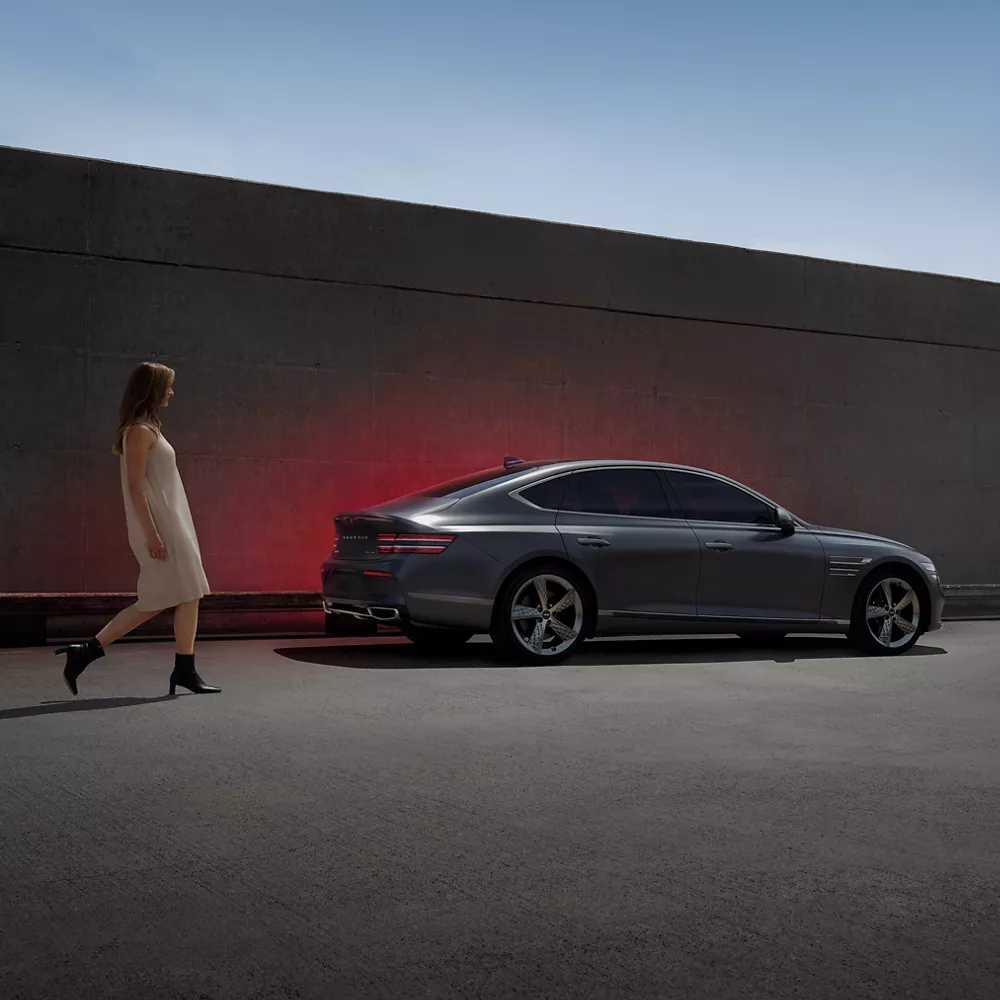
[663,470,825,621]
[553,467,700,619]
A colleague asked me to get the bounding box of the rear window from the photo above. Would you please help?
[411,463,551,499]
[562,468,672,518]
[519,475,571,510]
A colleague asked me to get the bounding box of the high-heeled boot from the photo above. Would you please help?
[55,637,105,696]
[169,653,221,695]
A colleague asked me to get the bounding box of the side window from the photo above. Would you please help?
[562,469,672,518]
[519,475,570,511]
[666,471,775,526]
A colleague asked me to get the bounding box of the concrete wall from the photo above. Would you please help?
[2,144,999,595]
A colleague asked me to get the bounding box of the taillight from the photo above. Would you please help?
[376,533,456,554]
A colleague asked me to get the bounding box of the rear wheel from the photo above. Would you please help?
[491,565,591,665]
[849,571,923,655]
[400,623,474,651]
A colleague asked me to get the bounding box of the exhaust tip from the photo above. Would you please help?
[368,606,400,621]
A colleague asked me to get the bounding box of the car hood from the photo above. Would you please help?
[810,524,916,550]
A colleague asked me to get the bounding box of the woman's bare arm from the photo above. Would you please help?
[124,426,166,558]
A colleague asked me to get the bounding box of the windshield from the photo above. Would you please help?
[411,463,553,498]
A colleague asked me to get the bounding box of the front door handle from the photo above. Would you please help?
[704,540,733,551]
[577,536,611,548]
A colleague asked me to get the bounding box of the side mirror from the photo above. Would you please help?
[776,508,796,534]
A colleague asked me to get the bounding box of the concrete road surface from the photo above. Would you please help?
[2,624,998,999]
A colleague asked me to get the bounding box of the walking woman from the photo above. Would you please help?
[55,362,220,697]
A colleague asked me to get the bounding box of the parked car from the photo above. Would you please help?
[321,459,944,663]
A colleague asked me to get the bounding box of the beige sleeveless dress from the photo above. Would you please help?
[121,422,211,611]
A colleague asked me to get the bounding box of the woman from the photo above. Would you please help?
[55,362,220,697]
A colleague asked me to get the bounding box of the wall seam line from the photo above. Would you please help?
[2,243,998,355]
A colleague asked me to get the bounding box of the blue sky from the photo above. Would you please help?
[2,0,997,281]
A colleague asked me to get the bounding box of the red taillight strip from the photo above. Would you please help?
[377,534,457,541]
[376,533,456,554]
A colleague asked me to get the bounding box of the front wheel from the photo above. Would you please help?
[491,565,591,665]
[400,623,474,651]
[849,571,923,655]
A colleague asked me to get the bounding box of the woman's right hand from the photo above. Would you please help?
[146,533,167,561]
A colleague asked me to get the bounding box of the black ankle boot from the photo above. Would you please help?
[169,654,221,695]
[55,637,105,696]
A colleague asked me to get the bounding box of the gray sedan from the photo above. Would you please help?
[321,459,944,663]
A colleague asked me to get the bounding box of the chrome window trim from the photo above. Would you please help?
[561,509,690,524]
[510,462,805,529]
[513,465,683,521]
[684,519,784,532]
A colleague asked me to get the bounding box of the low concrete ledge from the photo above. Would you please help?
[1,585,997,646]
[939,584,1000,621]
[0,592,323,646]
[0,591,323,615]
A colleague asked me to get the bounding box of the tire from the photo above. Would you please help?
[325,612,378,637]
[849,569,923,656]
[490,564,592,665]
[400,623,474,651]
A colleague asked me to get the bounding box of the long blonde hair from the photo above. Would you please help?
[112,362,175,455]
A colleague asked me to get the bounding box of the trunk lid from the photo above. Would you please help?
[332,513,402,561]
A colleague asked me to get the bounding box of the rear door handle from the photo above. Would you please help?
[704,540,733,551]
[577,536,611,548]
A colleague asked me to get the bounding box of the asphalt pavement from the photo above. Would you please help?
[2,624,998,999]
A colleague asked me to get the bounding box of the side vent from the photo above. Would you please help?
[828,556,872,578]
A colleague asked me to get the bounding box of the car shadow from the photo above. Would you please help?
[0,695,177,721]
[275,635,948,670]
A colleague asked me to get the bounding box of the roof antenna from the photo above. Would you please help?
[503,455,525,470]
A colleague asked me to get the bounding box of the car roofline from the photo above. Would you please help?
[497,459,809,525]
[513,459,730,472]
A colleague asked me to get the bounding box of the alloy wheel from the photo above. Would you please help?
[510,574,584,658]
[864,577,921,650]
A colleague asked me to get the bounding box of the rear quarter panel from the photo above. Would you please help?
[402,491,571,626]
[396,536,505,629]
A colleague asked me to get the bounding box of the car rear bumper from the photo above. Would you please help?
[321,553,496,631]
[321,557,408,622]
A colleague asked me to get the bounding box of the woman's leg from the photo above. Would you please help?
[60,601,162,696]
[169,599,219,694]
[173,598,200,655]
[97,603,162,647]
